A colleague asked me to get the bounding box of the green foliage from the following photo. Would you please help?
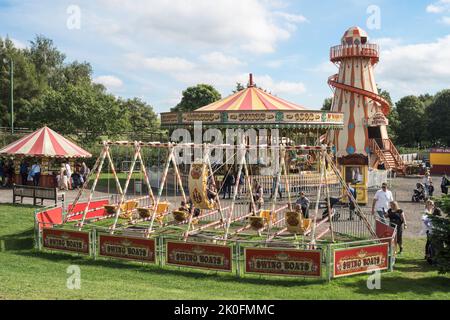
[427,90,450,147]
[0,35,160,148]
[394,95,427,147]
[171,84,221,112]
[233,82,245,93]
[321,97,332,111]
[430,195,450,274]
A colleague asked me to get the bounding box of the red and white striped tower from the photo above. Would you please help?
[328,26,390,162]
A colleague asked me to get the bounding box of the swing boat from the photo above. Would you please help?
[285,211,312,235]
[60,140,377,247]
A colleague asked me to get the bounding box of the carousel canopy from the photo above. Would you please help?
[196,83,307,112]
[0,126,92,158]
[161,74,344,130]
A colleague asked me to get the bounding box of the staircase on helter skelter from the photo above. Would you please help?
[370,138,406,175]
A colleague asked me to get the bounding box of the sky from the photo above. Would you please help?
[0,0,449,114]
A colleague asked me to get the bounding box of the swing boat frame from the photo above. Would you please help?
[61,140,377,246]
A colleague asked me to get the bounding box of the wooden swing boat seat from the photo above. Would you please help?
[104,200,139,219]
[249,210,276,230]
[137,202,169,222]
[285,211,311,235]
[172,210,190,222]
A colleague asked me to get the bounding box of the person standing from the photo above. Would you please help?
[347,182,357,220]
[441,174,449,195]
[30,161,41,187]
[222,173,234,199]
[65,161,72,190]
[371,182,394,223]
[422,171,431,197]
[296,192,310,218]
[80,162,90,184]
[20,160,29,185]
[421,200,435,262]
[270,170,283,199]
[0,158,4,186]
[251,180,264,212]
[384,201,407,254]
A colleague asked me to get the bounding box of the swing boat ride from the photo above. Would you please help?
[34,27,398,279]
[57,139,377,247]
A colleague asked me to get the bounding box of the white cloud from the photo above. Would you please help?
[93,0,306,54]
[372,37,403,50]
[93,75,123,90]
[125,53,195,73]
[377,35,450,97]
[254,74,307,95]
[199,52,245,69]
[440,16,450,24]
[426,0,450,13]
[274,12,308,24]
[11,38,26,49]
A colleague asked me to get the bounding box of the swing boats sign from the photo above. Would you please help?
[244,247,322,277]
[42,228,90,254]
[166,241,233,272]
[99,234,156,263]
[333,242,389,278]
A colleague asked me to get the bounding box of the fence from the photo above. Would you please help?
[34,198,394,281]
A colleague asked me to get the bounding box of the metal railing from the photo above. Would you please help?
[330,44,379,62]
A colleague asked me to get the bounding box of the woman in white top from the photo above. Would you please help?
[65,162,72,190]
[421,200,434,260]
[422,172,432,197]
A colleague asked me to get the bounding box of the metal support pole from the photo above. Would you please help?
[9,59,14,134]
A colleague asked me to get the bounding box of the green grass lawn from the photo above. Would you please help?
[0,203,449,300]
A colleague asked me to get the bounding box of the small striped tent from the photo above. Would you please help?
[0,126,91,158]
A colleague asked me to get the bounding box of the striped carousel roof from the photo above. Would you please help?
[195,75,307,112]
[0,126,92,158]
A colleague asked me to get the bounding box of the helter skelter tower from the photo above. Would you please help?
[328,26,404,204]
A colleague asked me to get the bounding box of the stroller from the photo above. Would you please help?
[322,197,341,221]
[412,183,426,202]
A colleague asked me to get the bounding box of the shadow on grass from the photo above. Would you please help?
[0,228,35,251]
[339,274,450,296]
[15,249,326,287]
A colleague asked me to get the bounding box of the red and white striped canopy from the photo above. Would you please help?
[0,127,92,158]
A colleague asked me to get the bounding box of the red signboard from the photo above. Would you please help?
[99,234,156,263]
[376,219,396,244]
[333,243,389,278]
[42,228,90,254]
[166,241,232,272]
[244,248,322,277]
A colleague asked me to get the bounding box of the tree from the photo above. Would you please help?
[26,35,65,86]
[394,95,427,147]
[427,90,450,146]
[120,98,158,134]
[171,84,221,112]
[32,83,129,145]
[233,82,245,93]
[430,195,450,274]
[0,37,43,128]
[321,98,332,111]
[377,87,399,143]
